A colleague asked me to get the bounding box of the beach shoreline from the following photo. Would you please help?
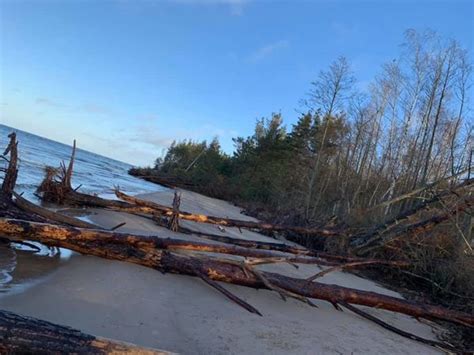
[0,188,442,354]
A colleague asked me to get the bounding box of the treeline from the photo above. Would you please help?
[131,29,473,229]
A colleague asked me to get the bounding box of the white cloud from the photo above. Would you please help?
[247,40,290,63]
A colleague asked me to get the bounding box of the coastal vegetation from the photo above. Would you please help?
[130,29,474,341]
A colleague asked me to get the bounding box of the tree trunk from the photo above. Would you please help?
[114,189,339,237]
[13,192,100,229]
[0,309,169,354]
[0,218,472,327]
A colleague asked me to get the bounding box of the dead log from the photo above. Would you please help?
[114,189,340,237]
[0,218,472,327]
[0,309,169,354]
[167,191,181,232]
[1,132,18,200]
[13,192,100,229]
[0,133,44,221]
[0,216,353,266]
[173,224,401,265]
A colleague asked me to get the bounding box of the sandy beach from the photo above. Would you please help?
[0,189,442,354]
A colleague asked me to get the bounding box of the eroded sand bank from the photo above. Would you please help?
[0,189,442,354]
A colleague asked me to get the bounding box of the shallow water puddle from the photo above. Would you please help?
[0,242,73,296]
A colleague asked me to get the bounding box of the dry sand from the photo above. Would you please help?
[0,189,442,354]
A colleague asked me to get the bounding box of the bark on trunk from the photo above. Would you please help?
[0,132,45,222]
[0,218,472,327]
[0,309,170,354]
[114,189,340,237]
[13,192,100,229]
[175,224,397,264]
[1,133,18,200]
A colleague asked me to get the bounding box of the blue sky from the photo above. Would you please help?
[1,0,473,165]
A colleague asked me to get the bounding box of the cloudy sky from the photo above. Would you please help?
[1,0,472,165]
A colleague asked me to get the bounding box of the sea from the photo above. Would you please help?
[0,124,163,201]
[0,123,165,294]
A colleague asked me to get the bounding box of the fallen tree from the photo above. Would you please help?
[0,309,169,354]
[114,189,340,236]
[0,218,472,329]
[163,222,390,264]
[12,191,100,229]
[353,194,474,255]
[349,178,474,249]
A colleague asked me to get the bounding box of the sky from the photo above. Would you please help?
[1,0,473,166]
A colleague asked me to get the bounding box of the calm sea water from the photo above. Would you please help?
[0,123,165,294]
[0,124,164,201]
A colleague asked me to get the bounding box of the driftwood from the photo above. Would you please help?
[168,191,181,232]
[0,133,44,221]
[165,223,402,265]
[1,133,18,200]
[0,218,472,329]
[0,309,169,354]
[0,216,404,268]
[13,191,100,229]
[114,189,340,237]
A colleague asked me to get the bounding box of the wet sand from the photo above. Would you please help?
[0,189,442,354]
